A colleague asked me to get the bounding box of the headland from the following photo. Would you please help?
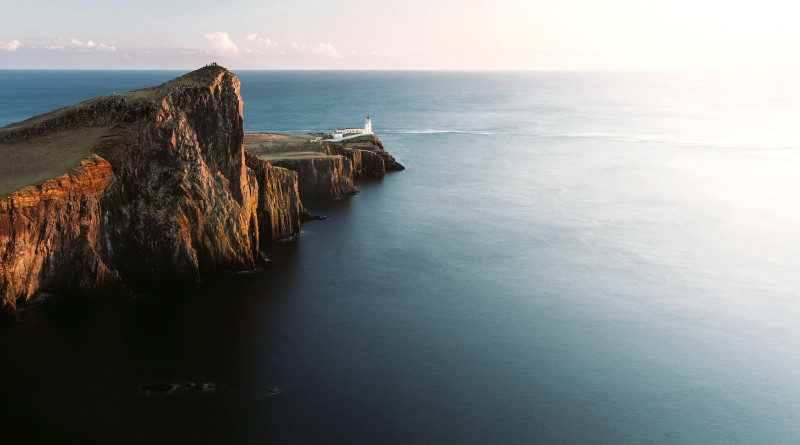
[0,65,403,316]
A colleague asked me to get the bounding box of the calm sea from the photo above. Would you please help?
[1,70,799,444]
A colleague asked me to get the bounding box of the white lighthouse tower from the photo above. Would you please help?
[329,117,373,140]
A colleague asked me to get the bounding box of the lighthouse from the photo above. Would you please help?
[329,117,374,140]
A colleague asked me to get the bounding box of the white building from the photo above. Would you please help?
[332,117,372,140]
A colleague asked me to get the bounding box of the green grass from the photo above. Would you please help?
[244,133,329,158]
[0,65,227,197]
[257,151,329,162]
[0,126,124,197]
[1,65,229,135]
[118,64,229,100]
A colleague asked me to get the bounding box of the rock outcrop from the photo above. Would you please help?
[244,151,305,245]
[271,155,358,201]
[333,134,405,172]
[324,143,386,177]
[0,66,306,314]
[0,156,125,314]
[267,135,403,201]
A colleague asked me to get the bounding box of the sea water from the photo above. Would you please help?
[1,70,799,444]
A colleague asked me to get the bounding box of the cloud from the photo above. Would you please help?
[204,31,240,55]
[63,38,115,52]
[0,40,21,51]
[45,45,65,51]
[245,33,278,48]
[312,42,342,59]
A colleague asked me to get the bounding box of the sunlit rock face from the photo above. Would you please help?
[0,156,123,314]
[244,151,305,246]
[0,66,304,314]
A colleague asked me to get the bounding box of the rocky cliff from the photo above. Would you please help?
[268,136,404,201]
[271,155,359,201]
[244,151,308,245]
[325,143,386,177]
[0,66,307,314]
[333,134,405,172]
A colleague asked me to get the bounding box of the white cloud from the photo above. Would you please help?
[204,31,240,55]
[245,33,278,48]
[312,42,342,59]
[45,45,65,51]
[0,40,21,51]
[62,38,115,52]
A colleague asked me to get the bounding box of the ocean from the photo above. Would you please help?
[1,70,799,444]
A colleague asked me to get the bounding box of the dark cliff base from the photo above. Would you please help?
[0,66,402,316]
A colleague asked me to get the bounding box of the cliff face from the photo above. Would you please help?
[267,135,403,201]
[325,143,386,177]
[0,66,304,314]
[244,151,304,245]
[0,156,123,314]
[334,134,405,172]
[271,155,358,201]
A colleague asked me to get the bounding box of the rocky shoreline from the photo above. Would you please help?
[0,65,402,316]
[245,132,403,201]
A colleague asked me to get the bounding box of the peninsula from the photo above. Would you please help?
[0,65,402,316]
[244,128,403,200]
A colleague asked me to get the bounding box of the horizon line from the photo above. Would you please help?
[2,67,800,73]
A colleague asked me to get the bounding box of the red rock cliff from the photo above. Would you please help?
[0,66,304,314]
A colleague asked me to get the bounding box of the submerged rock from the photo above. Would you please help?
[259,385,283,398]
[141,381,215,396]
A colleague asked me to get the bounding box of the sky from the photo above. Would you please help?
[1,0,799,70]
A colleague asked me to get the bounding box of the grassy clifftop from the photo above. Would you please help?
[0,65,230,197]
[0,127,118,197]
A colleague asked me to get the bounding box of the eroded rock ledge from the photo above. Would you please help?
[0,65,403,315]
[244,133,404,201]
